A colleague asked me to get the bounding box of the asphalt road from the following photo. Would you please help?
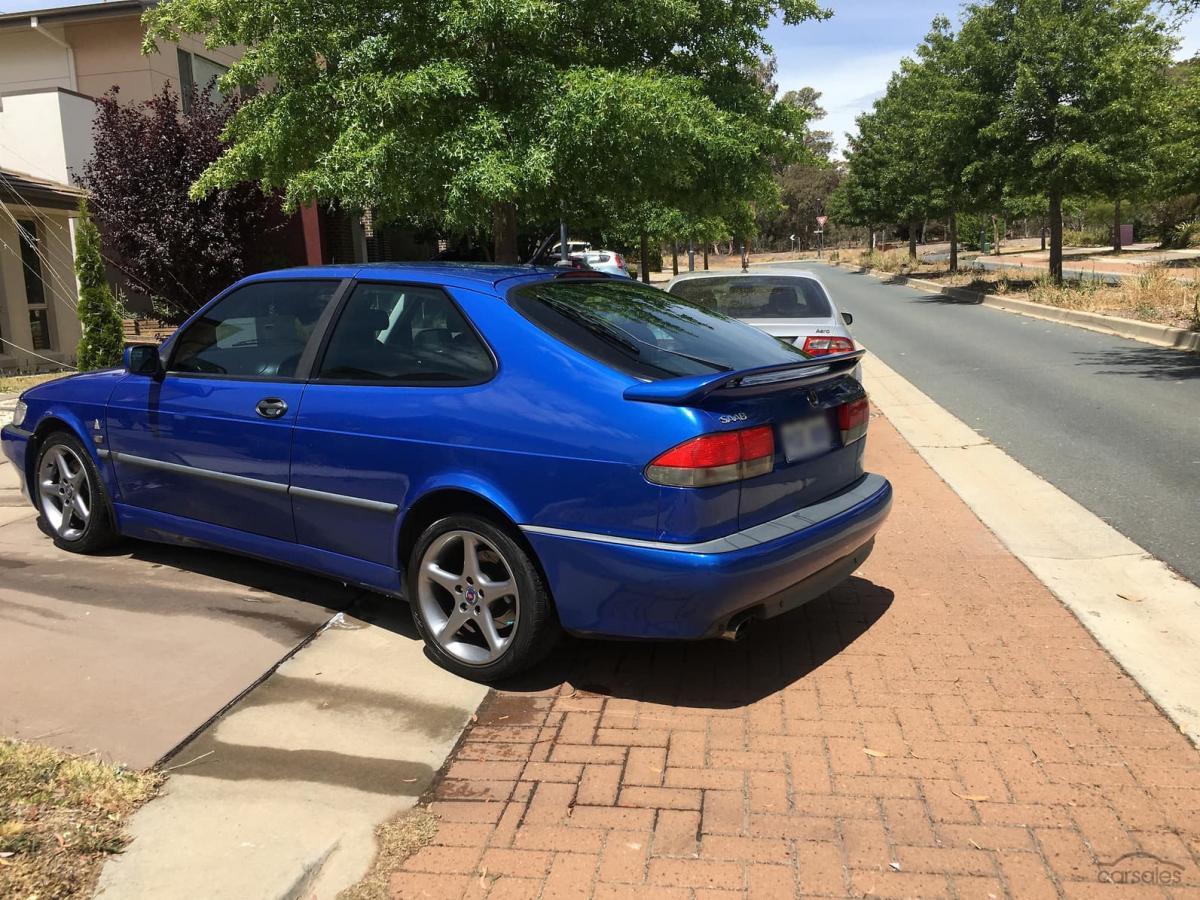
[802,262,1200,586]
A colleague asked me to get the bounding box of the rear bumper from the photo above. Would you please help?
[1,424,32,502]
[524,473,892,639]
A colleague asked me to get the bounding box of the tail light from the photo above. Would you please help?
[802,336,855,356]
[646,424,775,488]
[838,397,869,444]
[614,252,625,270]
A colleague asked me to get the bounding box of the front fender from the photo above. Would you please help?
[26,403,120,506]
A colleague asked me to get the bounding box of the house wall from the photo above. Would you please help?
[0,14,242,106]
[0,89,96,184]
[0,25,73,92]
[0,207,80,372]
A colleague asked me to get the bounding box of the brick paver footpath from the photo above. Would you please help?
[387,414,1200,899]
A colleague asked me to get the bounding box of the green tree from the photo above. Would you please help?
[142,0,829,262]
[1158,56,1200,202]
[756,87,840,250]
[74,199,126,371]
[974,0,1177,281]
[833,17,995,271]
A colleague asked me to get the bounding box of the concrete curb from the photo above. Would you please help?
[835,262,1200,352]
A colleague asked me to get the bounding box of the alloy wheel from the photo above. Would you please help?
[416,529,520,666]
[38,445,92,542]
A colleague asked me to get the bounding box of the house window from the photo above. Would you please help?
[177,49,229,112]
[17,220,51,350]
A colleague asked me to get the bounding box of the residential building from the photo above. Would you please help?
[0,168,84,371]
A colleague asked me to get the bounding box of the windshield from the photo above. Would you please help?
[511,279,811,381]
[669,275,834,319]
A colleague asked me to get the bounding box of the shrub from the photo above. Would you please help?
[74,200,125,370]
[1169,220,1200,249]
[1061,226,1110,247]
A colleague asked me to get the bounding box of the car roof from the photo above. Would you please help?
[238,262,564,291]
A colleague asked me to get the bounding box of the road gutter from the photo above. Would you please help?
[863,351,1200,746]
[835,263,1200,352]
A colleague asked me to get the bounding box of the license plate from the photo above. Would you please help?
[780,416,834,463]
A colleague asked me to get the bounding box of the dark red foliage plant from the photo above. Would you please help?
[79,85,277,324]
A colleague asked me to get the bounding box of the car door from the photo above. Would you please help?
[288,280,496,567]
[105,277,345,541]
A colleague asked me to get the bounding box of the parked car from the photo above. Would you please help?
[538,240,631,277]
[2,265,891,680]
[576,249,631,278]
[666,269,856,356]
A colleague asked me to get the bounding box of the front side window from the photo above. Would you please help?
[669,276,834,319]
[318,283,493,384]
[170,280,338,378]
[512,278,811,381]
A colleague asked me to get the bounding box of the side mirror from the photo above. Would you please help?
[842,311,854,326]
[124,343,163,378]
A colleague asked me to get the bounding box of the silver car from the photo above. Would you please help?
[666,269,856,357]
[576,249,631,278]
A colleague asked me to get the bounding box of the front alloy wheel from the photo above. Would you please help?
[39,444,92,542]
[34,432,119,554]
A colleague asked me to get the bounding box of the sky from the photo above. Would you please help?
[3,0,1199,156]
[768,1,1200,158]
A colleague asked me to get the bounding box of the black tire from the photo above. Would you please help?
[407,514,560,681]
[34,431,120,554]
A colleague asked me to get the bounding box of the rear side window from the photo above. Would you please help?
[511,279,810,381]
[170,280,338,378]
[669,276,833,319]
[317,283,493,384]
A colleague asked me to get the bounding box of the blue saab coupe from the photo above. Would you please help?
[1,264,891,679]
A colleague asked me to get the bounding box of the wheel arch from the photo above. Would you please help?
[26,414,88,491]
[396,484,553,599]
[398,486,523,569]
[26,413,118,528]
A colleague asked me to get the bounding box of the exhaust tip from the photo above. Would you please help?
[719,616,753,642]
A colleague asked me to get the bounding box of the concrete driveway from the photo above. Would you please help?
[0,449,361,768]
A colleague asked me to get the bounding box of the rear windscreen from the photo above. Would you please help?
[511,279,810,381]
[669,275,833,319]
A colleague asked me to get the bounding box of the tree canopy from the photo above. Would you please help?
[143,0,830,260]
[832,0,1185,281]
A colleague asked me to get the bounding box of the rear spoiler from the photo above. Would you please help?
[623,349,865,406]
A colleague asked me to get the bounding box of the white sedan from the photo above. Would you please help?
[666,269,857,359]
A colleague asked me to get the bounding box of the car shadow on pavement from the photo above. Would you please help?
[496,576,894,709]
[1074,345,1200,380]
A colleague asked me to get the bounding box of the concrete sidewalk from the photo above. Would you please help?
[383,413,1200,898]
[96,595,488,899]
[0,436,360,768]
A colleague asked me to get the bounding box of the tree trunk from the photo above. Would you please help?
[921,219,928,245]
[492,202,518,263]
[948,208,958,275]
[1040,217,1047,252]
[1049,188,1064,284]
[671,241,679,276]
[1113,199,1122,253]
[908,220,918,260]
[702,247,709,270]
[992,216,1001,256]
[639,232,650,284]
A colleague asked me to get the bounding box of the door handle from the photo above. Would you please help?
[255,398,289,419]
